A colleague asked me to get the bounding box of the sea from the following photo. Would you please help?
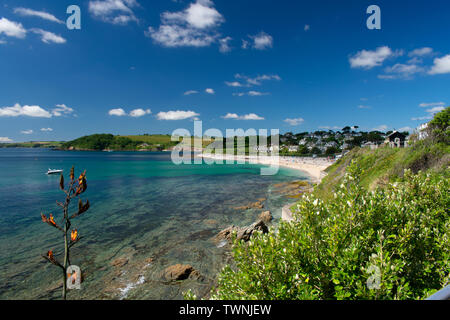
[0,148,307,299]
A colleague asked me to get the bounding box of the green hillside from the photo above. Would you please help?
[211,107,449,300]
[61,134,180,151]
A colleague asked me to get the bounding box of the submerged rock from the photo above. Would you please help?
[215,220,269,243]
[259,211,273,223]
[162,264,199,281]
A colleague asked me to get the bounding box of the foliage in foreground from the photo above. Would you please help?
[212,164,449,300]
[41,166,90,299]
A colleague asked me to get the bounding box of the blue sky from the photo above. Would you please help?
[1,0,450,142]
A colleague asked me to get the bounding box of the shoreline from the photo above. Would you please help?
[197,153,334,184]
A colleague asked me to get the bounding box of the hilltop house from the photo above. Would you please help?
[385,131,406,148]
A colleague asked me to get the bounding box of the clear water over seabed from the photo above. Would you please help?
[0,148,307,299]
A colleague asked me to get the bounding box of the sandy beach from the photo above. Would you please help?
[197,153,334,184]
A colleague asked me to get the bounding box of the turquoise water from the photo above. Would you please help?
[0,148,307,300]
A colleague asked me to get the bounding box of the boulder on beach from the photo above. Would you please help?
[259,211,273,223]
[162,264,199,281]
[215,220,269,243]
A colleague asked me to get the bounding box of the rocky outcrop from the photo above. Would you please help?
[215,220,269,244]
[259,211,273,223]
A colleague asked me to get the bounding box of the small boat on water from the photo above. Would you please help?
[47,169,63,175]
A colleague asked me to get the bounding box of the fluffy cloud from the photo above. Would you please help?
[408,47,433,57]
[0,17,27,39]
[230,74,281,87]
[411,102,445,121]
[156,110,200,120]
[129,108,151,117]
[41,128,53,132]
[146,0,223,48]
[205,88,215,94]
[428,55,450,75]
[89,0,139,25]
[0,103,74,118]
[247,32,273,50]
[233,91,269,97]
[109,108,126,116]
[14,7,64,24]
[0,103,52,118]
[222,113,264,120]
[52,104,74,116]
[304,24,310,31]
[0,137,13,143]
[31,29,66,44]
[349,46,396,69]
[219,36,232,53]
[378,63,424,80]
[21,129,33,134]
[284,118,304,126]
[109,108,150,117]
[358,105,371,109]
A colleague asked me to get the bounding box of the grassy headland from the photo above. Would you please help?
[210,107,449,300]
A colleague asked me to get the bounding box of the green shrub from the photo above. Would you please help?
[212,162,449,300]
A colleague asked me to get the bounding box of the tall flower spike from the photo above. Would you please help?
[70,166,75,181]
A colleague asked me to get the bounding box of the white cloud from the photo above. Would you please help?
[358,105,371,109]
[52,104,74,116]
[109,108,127,116]
[411,104,444,121]
[184,90,199,95]
[89,0,139,25]
[349,46,395,69]
[129,108,151,117]
[225,81,243,87]
[0,17,27,39]
[222,113,264,120]
[379,63,424,80]
[0,137,13,143]
[146,0,223,48]
[247,91,268,96]
[428,54,450,75]
[156,110,199,120]
[14,7,64,24]
[284,118,304,126]
[304,24,310,32]
[205,88,215,94]
[21,129,33,134]
[41,128,53,132]
[248,32,273,50]
[233,73,281,86]
[419,102,445,108]
[373,125,388,131]
[408,47,433,57]
[241,39,249,49]
[219,36,232,53]
[31,28,66,44]
[0,103,52,118]
[426,106,445,114]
